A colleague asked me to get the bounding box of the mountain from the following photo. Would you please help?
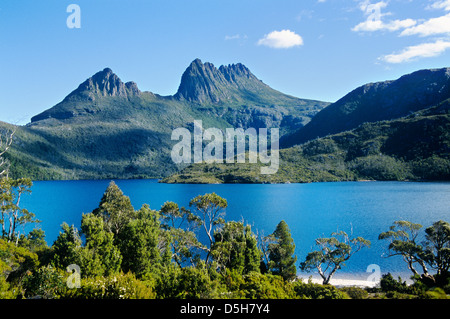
[175,58,309,106]
[3,59,328,180]
[281,67,450,148]
[162,99,450,184]
[173,59,328,133]
[31,68,142,123]
[175,59,254,104]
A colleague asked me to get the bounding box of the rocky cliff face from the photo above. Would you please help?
[174,59,267,104]
[175,59,274,104]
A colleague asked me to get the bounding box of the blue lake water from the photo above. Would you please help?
[21,180,450,280]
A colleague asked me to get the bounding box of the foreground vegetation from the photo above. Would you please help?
[1,177,449,300]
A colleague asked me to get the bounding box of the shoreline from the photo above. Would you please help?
[297,272,414,288]
[304,277,379,288]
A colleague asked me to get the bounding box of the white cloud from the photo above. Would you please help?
[427,0,450,11]
[225,34,247,40]
[358,0,388,16]
[257,30,304,49]
[400,13,450,37]
[380,39,450,63]
[352,1,450,64]
[353,18,416,32]
[352,1,417,32]
[225,34,240,40]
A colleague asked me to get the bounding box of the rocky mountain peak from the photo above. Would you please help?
[64,68,141,102]
[175,59,265,104]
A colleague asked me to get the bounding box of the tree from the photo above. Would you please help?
[378,220,432,280]
[301,230,370,285]
[244,225,262,274]
[18,228,47,252]
[117,204,170,278]
[423,220,450,277]
[0,177,39,243]
[92,181,135,237]
[160,201,203,266]
[79,213,122,277]
[51,223,82,270]
[160,201,198,230]
[256,229,271,274]
[189,193,227,263]
[267,220,297,281]
[211,221,261,274]
[0,128,14,178]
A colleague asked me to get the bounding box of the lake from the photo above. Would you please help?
[21,180,450,281]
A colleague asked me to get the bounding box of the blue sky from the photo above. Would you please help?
[1,0,450,124]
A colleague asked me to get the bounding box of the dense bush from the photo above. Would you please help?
[22,265,66,299]
[292,280,348,299]
[350,155,412,181]
[338,286,368,299]
[380,273,412,294]
[62,272,155,299]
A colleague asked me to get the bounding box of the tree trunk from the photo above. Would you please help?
[323,265,340,285]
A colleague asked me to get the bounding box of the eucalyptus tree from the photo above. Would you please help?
[0,128,14,178]
[378,220,432,280]
[301,230,370,285]
[159,201,203,267]
[423,220,450,277]
[189,193,227,264]
[0,177,38,243]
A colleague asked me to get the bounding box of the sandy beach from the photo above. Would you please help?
[306,277,379,288]
[297,270,415,288]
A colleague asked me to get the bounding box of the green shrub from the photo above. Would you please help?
[63,272,155,299]
[422,287,449,299]
[293,281,348,299]
[154,264,225,299]
[338,286,368,299]
[238,272,296,299]
[380,273,409,293]
[22,265,66,299]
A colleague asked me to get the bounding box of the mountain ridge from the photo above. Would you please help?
[281,67,450,148]
[4,58,329,180]
[162,100,450,184]
[6,61,449,182]
[30,59,327,126]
